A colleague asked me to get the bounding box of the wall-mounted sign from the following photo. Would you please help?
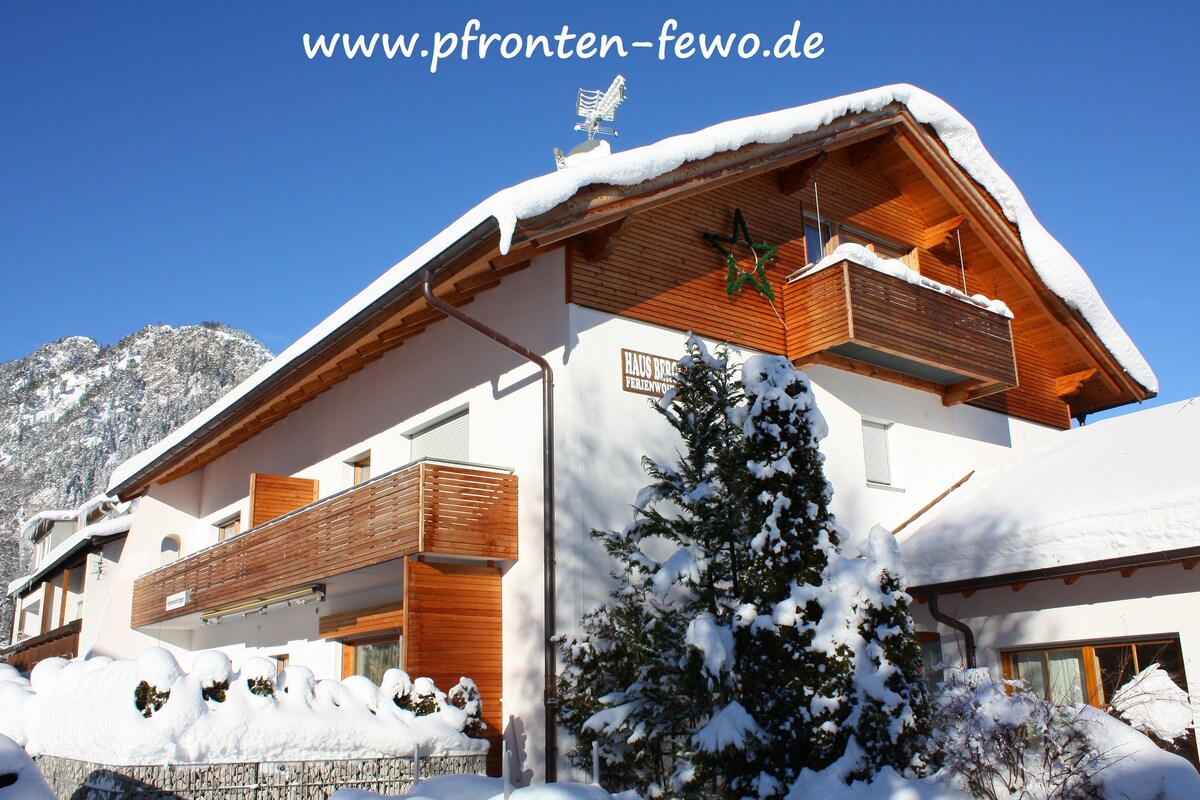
[165,590,190,611]
[622,348,677,397]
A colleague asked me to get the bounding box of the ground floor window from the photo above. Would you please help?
[344,635,402,685]
[1003,637,1196,766]
[917,632,944,692]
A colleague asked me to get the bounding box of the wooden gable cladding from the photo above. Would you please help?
[248,473,318,528]
[404,559,503,775]
[568,171,801,354]
[131,463,517,628]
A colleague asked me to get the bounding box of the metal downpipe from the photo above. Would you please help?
[926,592,976,669]
[421,271,559,782]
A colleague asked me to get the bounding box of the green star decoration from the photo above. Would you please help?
[703,208,778,300]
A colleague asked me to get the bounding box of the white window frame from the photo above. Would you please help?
[861,417,897,488]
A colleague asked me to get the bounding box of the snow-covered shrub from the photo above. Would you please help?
[134,680,171,718]
[448,678,486,738]
[1108,663,1195,749]
[395,676,442,716]
[929,669,1109,799]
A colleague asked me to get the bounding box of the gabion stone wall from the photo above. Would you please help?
[34,753,487,799]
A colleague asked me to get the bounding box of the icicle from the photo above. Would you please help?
[956,228,967,294]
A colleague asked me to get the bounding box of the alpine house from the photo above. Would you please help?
[18,84,1166,780]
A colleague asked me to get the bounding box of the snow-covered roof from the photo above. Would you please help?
[18,510,76,542]
[7,513,133,597]
[898,398,1200,587]
[107,84,1155,495]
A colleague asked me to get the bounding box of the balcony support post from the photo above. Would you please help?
[422,270,560,782]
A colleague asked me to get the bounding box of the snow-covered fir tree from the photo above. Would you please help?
[559,337,929,799]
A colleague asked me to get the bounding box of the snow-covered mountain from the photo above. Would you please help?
[0,323,273,643]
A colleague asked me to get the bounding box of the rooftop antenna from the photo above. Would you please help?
[554,75,627,170]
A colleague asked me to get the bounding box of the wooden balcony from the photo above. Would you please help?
[131,462,517,628]
[2,619,82,672]
[784,259,1018,404]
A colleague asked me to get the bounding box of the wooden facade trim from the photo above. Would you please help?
[131,463,517,628]
[319,602,406,640]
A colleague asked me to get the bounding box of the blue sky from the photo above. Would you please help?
[3,2,1197,418]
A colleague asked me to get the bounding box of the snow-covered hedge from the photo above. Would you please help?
[0,650,487,764]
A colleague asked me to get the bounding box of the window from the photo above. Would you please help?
[409,410,469,462]
[1005,638,1189,708]
[159,535,181,566]
[273,654,290,675]
[348,454,372,485]
[216,516,241,542]
[861,418,893,486]
[345,635,402,685]
[917,632,945,693]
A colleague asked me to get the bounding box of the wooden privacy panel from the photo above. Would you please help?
[404,559,503,775]
[248,473,319,527]
[132,464,517,628]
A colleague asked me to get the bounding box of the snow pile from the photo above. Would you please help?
[0,733,56,800]
[0,649,486,764]
[801,243,1013,317]
[109,83,1153,497]
[899,397,1200,586]
[1109,664,1195,742]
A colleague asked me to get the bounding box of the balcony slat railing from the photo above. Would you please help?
[785,260,1017,401]
[131,463,517,628]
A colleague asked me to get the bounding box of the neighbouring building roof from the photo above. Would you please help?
[8,512,133,598]
[105,84,1157,498]
[898,398,1200,589]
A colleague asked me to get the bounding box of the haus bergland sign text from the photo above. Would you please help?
[622,348,677,397]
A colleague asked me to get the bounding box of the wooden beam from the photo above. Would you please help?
[1119,567,1138,578]
[775,151,828,195]
[847,129,897,166]
[1010,582,1027,593]
[1055,369,1098,397]
[917,214,965,249]
[942,378,1011,406]
[961,589,975,599]
[581,213,637,262]
[1063,575,1080,585]
[1183,559,1199,571]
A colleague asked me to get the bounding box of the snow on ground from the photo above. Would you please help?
[0,733,55,800]
[898,397,1200,586]
[0,650,485,765]
[108,83,1154,497]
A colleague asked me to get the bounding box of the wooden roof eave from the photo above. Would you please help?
[112,217,505,499]
[908,544,1200,598]
[888,116,1152,410]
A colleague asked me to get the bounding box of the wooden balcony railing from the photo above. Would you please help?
[784,260,1018,404]
[131,462,517,628]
